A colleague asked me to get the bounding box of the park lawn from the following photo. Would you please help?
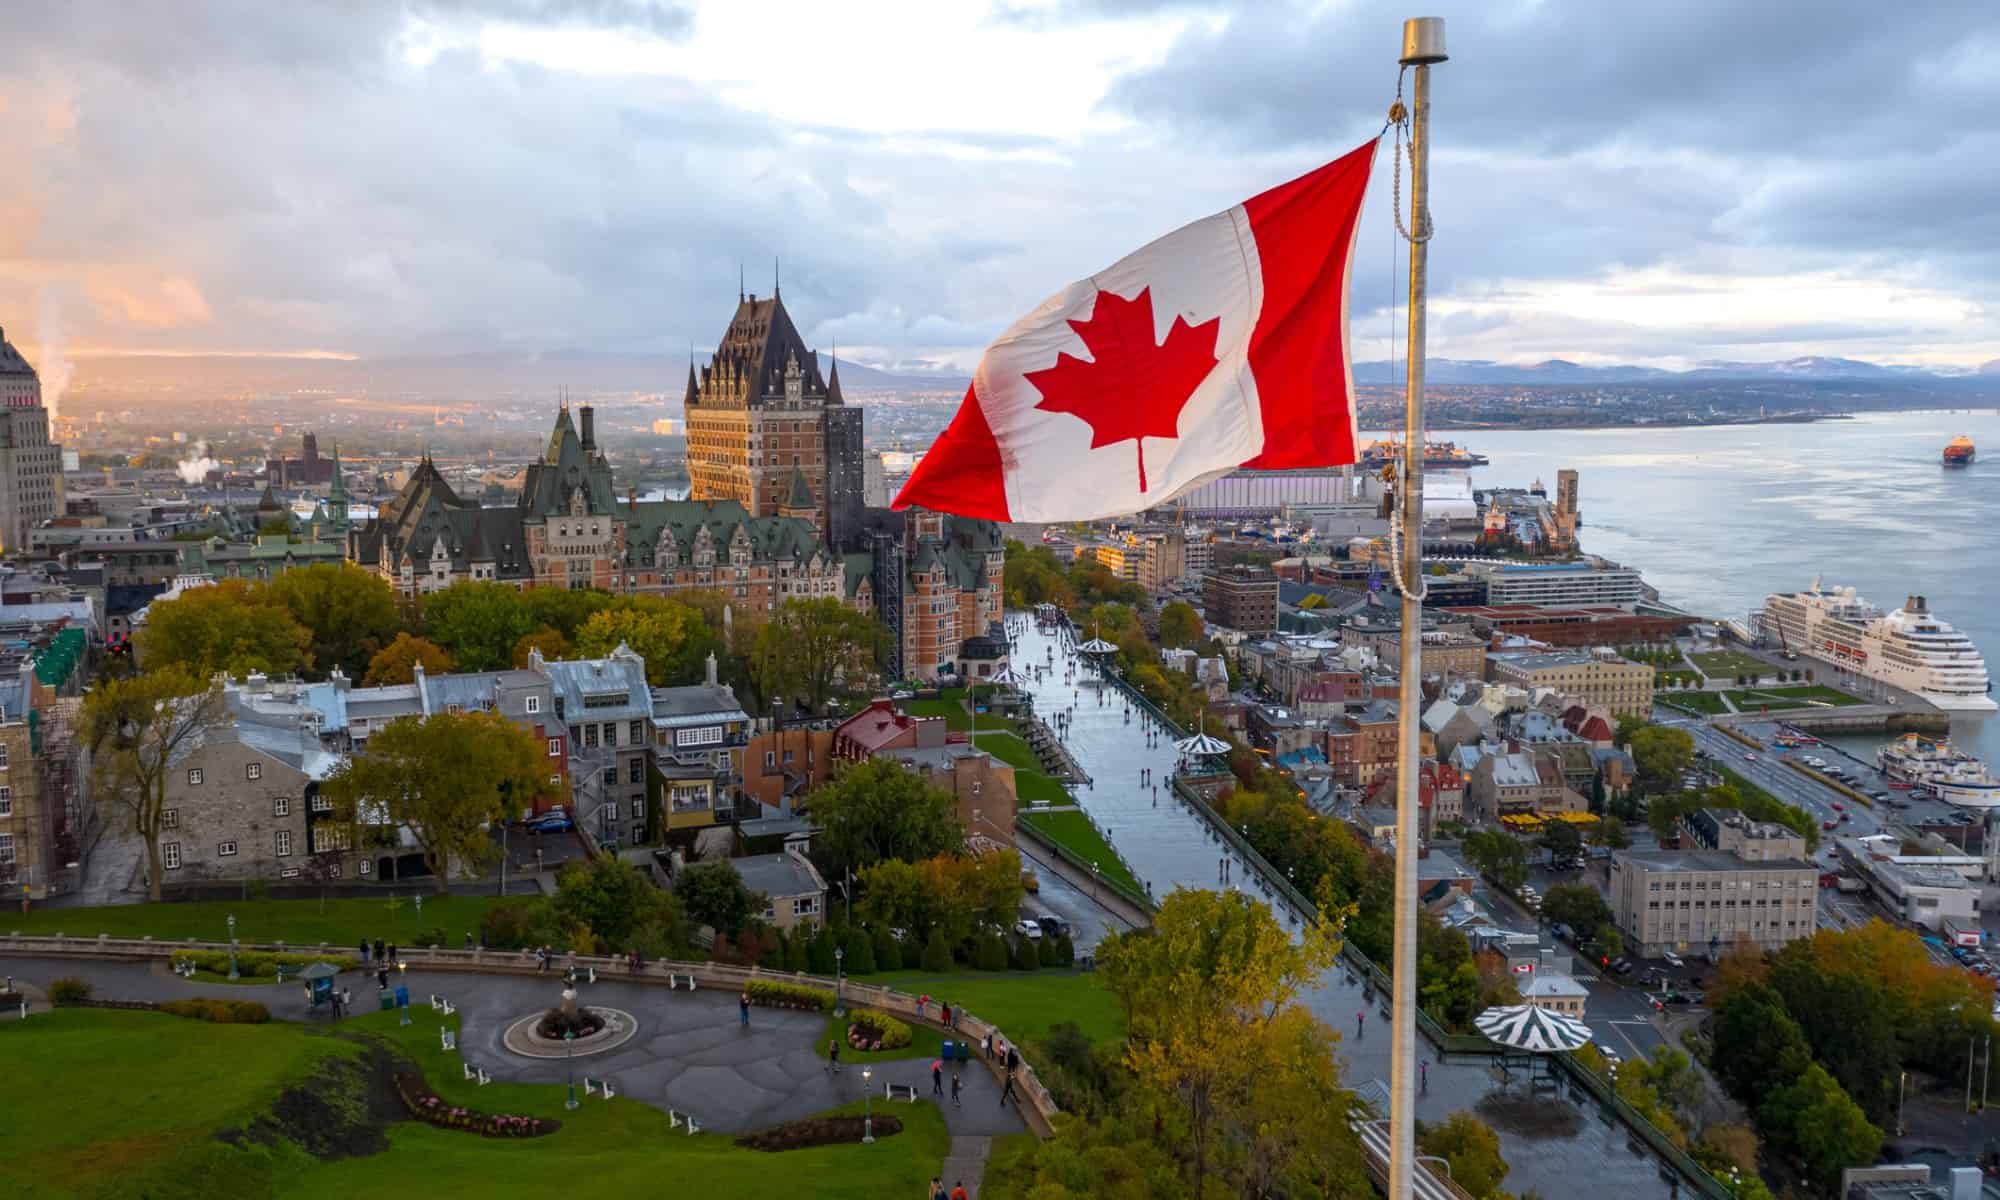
[310,1010,951,1200]
[1725,685,1864,708]
[0,1006,951,1200]
[972,731,1071,807]
[1657,690,1728,715]
[6,894,505,949]
[1688,649,1772,677]
[819,1007,948,1065]
[868,969,1123,1047]
[1015,810,1142,897]
[902,698,970,730]
[0,1007,361,1199]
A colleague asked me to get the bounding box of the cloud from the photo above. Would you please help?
[0,0,1994,371]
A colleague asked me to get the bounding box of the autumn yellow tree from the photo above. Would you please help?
[363,633,454,686]
[1099,887,1352,1199]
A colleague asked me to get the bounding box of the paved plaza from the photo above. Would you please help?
[0,954,1027,1140]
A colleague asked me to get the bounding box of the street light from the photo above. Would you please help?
[226,914,239,980]
[833,947,846,1018]
[861,1066,875,1143]
[397,961,409,1024]
[564,1030,578,1110]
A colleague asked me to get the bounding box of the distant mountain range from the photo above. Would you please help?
[1352,355,2000,386]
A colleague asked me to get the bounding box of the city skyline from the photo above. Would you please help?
[2,1,1997,380]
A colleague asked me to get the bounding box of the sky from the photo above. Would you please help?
[2,0,1997,374]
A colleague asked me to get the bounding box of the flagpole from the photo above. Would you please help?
[1391,16,1446,1200]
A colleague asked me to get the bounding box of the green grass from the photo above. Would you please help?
[1724,685,1864,708]
[902,698,970,730]
[972,731,1071,807]
[869,969,1124,1047]
[5,894,505,949]
[818,1007,948,1064]
[1015,809,1142,898]
[1658,689,1729,715]
[0,1005,952,1200]
[1689,649,1773,678]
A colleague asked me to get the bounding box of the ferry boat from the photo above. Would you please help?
[1877,735,2000,808]
[1757,579,1997,712]
[1944,435,1975,467]
[1358,439,1490,470]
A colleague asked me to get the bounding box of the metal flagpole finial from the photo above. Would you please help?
[1400,16,1447,65]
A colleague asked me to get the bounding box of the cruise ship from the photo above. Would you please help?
[1877,734,2000,809]
[1756,580,1997,712]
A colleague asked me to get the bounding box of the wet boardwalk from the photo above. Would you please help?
[1006,614,1677,1200]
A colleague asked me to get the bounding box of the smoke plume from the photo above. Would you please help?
[35,292,73,420]
[177,440,221,484]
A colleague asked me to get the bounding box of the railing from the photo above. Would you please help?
[0,932,1061,1138]
[1013,819,1155,915]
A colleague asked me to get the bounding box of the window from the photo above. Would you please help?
[311,791,332,813]
[526,695,541,714]
[447,703,462,716]
[764,750,775,768]
[0,786,9,817]
[630,720,646,745]
[793,896,819,916]
[273,796,290,818]
[275,830,292,857]
[313,826,351,853]
[549,775,562,788]
[163,808,179,829]
[163,842,183,870]
[0,743,7,768]
[604,801,619,822]
[188,768,204,786]
[548,737,563,758]
[218,840,238,857]
[630,760,644,784]
[584,724,599,749]
[603,767,618,786]
[246,762,263,781]
[678,725,723,748]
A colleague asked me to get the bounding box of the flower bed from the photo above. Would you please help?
[158,997,271,1024]
[735,1114,904,1151]
[392,1071,559,1139]
[846,1009,912,1052]
[170,949,354,979]
[745,979,834,1012]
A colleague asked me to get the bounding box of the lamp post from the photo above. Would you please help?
[861,1066,875,1143]
[397,961,409,1025]
[414,893,423,918]
[226,914,239,980]
[564,1030,578,1110]
[833,946,846,1018]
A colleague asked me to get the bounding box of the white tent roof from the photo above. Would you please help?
[1473,1004,1593,1053]
[1175,732,1232,756]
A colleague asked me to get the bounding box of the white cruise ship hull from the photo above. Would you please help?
[1759,583,1994,714]
[1921,690,1999,713]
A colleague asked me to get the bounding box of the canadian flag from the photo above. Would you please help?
[894,138,1378,523]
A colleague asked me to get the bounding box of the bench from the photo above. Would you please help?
[669,1109,701,1135]
[440,1027,457,1052]
[883,1083,919,1103]
[583,1077,616,1100]
[429,993,456,1015]
[462,1062,492,1086]
[667,973,698,991]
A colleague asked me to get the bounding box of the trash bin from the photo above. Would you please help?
[953,1041,971,1063]
[942,1040,957,1061]
[379,988,395,1012]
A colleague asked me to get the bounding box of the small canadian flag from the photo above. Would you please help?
[894,138,1378,523]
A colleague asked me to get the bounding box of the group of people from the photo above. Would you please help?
[927,1180,970,1200]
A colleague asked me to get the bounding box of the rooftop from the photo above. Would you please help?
[1618,848,1816,873]
[732,851,826,900]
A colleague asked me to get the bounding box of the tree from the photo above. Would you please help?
[1539,819,1584,858]
[552,857,683,952]
[262,563,403,680]
[1629,725,1695,790]
[1461,830,1528,889]
[363,633,454,686]
[321,711,544,893]
[751,598,888,710]
[511,627,571,669]
[82,668,227,901]
[574,600,704,686]
[674,861,757,937]
[1760,1063,1882,1192]
[921,927,954,972]
[1614,714,1647,748]
[1540,883,1614,935]
[1594,922,1625,961]
[1595,814,1632,849]
[1099,888,1348,1199]
[1710,981,1812,1103]
[805,759,961,876]
[136,579,312,679]
[421,581,540,672]
[1417,1112,1510,1200]
[872,924,903,971]
[1157,599,1203,649]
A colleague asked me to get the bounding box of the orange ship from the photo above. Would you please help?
[1944,435,1975,466]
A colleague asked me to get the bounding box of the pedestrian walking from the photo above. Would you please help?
[981,1032,994,1060]
[827,1038,842,1074]
[740,991,751,1027]
[1000,1068,1018,1106]
[359,939,370,963]
[950,1181,969,1200]
[386,942,397,964]
[377,965,389,990]
[373,937,385,961]
[928,1178,945,1200]
[1006,1046,1020,1075]
[931,1057,944,1095]
[950,1071,963,1107]
[1421,1060,1428,1094]
[940,1002,952,1028]
[1355,1010,1365,1039]
[464,932,474,951]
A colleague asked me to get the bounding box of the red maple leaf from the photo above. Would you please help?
[1025,286,1220,493]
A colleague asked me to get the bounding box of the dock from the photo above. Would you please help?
[1718,703,1949,735]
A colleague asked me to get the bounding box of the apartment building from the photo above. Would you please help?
[1608,847,1818,958]
[1202,565,1279,635]
[1486,649,1654,718]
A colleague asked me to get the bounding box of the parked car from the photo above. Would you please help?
[1035,916,1071,939]
[1822,820,1838,830]
[1550,922,1574,943]
[1663,951,1685,969]
[1014,920,1044,941]
[519,807,574,833]
[1611,958,1635,975]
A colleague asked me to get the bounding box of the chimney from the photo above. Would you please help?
[579,405,595,451]
[705,651,718,688]
[628,486,637,512]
